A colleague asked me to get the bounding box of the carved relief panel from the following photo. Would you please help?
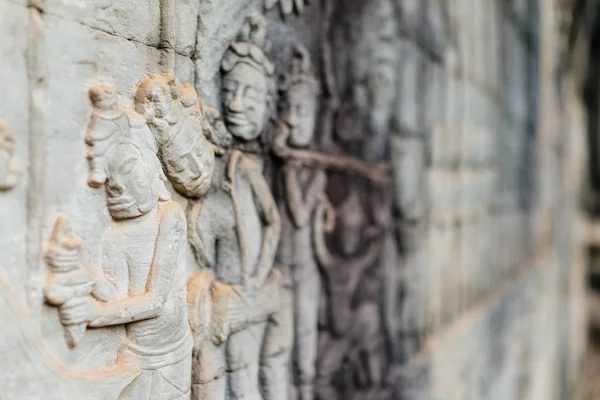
[0,1,402,399]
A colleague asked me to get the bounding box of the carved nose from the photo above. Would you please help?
[228,95,244,113]
[286,112,298,127]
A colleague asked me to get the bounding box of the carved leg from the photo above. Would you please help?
[292,262,321,399]
[314,333,350,400]
[261,289,293,400]
[226,323,267,399]
[228,363,262,400]
[192,378,226,400]
[191,341,226,400]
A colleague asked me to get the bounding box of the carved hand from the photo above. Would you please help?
[59,296,102,326]
[46,245,81,273]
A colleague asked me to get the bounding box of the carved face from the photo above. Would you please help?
[281,83,317,147]
[104,143,161,219]
[222,62,268,141]
[162,129,215,197]
[368,61,395,120]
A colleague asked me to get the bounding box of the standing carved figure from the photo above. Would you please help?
[186,13,283,400]
[45,137,193,399]
[0,121,21,190]
[271,43,330,400]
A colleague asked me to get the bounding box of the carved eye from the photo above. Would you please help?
[222,79,237,92]
[244,86,259,101]
[120,158,137,175]
[169,156,187,173]
[296,104,307,117]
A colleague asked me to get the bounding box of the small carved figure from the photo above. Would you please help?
[186,13,283,400]
[312,180,384,399]
[135,73,221,197]
[265,0,308,17]
[85,83,130,188]
[0,121,21,190]
[45,139,192,399]
[272,43,330,400]
[44,217,95,348]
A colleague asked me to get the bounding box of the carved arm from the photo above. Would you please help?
[245,157,281,289]
[89,204,185,327]
[313,197,339,271]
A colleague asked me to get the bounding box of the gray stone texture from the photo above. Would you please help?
[0,0,588,399]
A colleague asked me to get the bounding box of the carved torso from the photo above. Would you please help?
[191,152,264,284]
[102,201,191,368]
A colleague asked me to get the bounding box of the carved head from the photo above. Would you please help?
[279,44,319,147]
[89,83,119,113]
[162,122,215,197]
[365,0,397,131]
[221,13,274,141]
[135,73,181,121]
[136,74,215,197]
[104,141,168,219]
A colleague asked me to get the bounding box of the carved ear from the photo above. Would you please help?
[221,51,237,72]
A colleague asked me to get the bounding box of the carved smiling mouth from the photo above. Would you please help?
[225,113,248,126]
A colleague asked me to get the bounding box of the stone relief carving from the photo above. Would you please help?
[45,131,192,398]
[0,121,21,190]
[185,13,288,400]
[272,43,394,400]
[0,4,401,399]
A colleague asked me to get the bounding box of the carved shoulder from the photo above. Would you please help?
[158,200,187,235]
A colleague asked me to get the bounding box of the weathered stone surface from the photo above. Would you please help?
[42,0,161,46]
[0,1,29,305]
[0,1,589,399]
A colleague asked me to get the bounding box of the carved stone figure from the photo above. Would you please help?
[312,179,385,400]
[272,43,329,400]
[135,73,221,198]
[0,121,21,190]
[186,13,284,400]
[272,43,392,400]
[45,139,192,399]
[44,217,95,348]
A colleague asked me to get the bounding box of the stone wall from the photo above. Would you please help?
[0,0,588,399]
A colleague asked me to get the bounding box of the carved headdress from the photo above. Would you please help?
[279,43,319,93]
[221,13,275,77]
[0,121,15,153]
